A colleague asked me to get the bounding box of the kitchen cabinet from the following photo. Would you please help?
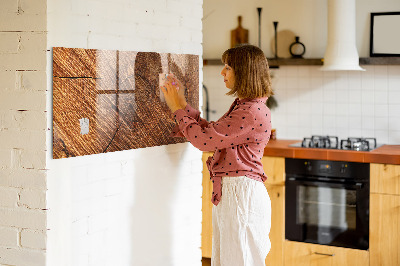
[201,154,286,266]
[370,163,400,195]
[202,152,213,258]
[284,241,369,266]
[370,163,400,266]
[261,156,285,266]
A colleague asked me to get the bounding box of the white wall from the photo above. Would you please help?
[0,0,48,265]
[46,1,203,266]
[203,0,400,58]
[203,0,400,145]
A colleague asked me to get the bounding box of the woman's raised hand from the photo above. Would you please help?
[160,74,187,113]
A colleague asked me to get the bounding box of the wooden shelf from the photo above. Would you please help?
[203,57,400,67]
[268,58,322,67]
[359,57,400,65]
[203,58,323,67]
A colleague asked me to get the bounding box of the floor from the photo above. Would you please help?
[202,257,211,266]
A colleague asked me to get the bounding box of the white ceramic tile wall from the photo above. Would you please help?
[203,65,400,145]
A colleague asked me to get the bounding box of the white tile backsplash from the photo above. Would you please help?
[203,64,400,144]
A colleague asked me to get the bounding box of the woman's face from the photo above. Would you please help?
[220,64,235,89]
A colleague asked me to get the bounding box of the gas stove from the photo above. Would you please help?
[289,135,381,151]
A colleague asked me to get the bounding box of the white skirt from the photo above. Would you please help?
[212,176,271,266]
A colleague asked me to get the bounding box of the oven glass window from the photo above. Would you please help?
[297,186,356,230]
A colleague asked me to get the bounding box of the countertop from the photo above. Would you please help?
[263,139,400,165]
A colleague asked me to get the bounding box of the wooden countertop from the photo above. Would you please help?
[263,139,400,165]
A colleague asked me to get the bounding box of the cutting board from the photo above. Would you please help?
[231,16,249,48]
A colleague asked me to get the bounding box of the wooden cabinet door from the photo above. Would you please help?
[370,193,400,266]
[284,241,369,266]
[264,184,285,266]
[262,156,285,186]
[202,152,213,258]
[370,163,400,195]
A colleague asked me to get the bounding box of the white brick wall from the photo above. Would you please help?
[46,1,203,266]
[0,0,48,265]
[2,0,203,265]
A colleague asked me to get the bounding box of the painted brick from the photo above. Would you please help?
[0,247,45,266]
[0,187,19,208]
[20,229,46,249]
[167,27,193,42]
[0,32,20,54]
[88,19,129,37]
[19,189,46,209]
[0,90,46,111]
[0,51,47,71]
[0,208,46,230]
[87,212,109,234]
[16,69,47,91]
[189,3,203,19]
[152,39,181,53]
[0,227,19,247]
[122,8,154,24]
[167,0,202,15]
[19,0,47,15]
[0,71,16,91]
[0,13,46,32]
[71,218,88,237]
[87,1,126,22]
[0,129,46,150]
[190,159,203,174]
[1,110,47,131]
[0,149,11,169]
[19,32,47,55]
[20,149,46,170]
[87,33,125,51]
[136,24,170,40]
[0,169,47,189]
[120,36,153,52]
[104,178,123,196]
[152,10,181,27]
[130,0,167,14]
[0,0,18,13]
[181,15,202,30]
[11,148,22,169]
[191,31,203,44]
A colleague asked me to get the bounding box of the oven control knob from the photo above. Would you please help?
[340,164,347,174]
[304,162,312,171]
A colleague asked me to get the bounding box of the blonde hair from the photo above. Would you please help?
[221,44,273,99]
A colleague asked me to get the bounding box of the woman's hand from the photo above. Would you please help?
[160,74,187,113]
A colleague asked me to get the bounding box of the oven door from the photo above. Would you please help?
[285,177,369,250]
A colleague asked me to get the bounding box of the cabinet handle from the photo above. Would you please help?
[314,252,335,257]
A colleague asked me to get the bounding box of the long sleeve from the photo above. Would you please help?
[173,104,258,152]
[170,104,210,138]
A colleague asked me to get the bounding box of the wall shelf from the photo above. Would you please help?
[359,57,400,65]
[203,58,323,67]
[203,57,400,67]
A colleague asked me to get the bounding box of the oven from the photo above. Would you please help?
[285,158,370,250]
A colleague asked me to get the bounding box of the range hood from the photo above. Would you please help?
[320,0,365,71]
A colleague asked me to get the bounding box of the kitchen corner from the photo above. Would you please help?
[202,140,400,265]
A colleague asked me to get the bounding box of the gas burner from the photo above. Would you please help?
[301,135,339,149]
[290,136,380,151]
[340,137,377,151]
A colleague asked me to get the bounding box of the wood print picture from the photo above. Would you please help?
[52,47,199,159]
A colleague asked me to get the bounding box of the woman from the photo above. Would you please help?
[161,44,273,266]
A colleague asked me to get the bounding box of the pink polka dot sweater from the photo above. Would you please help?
[171,97,272,206]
